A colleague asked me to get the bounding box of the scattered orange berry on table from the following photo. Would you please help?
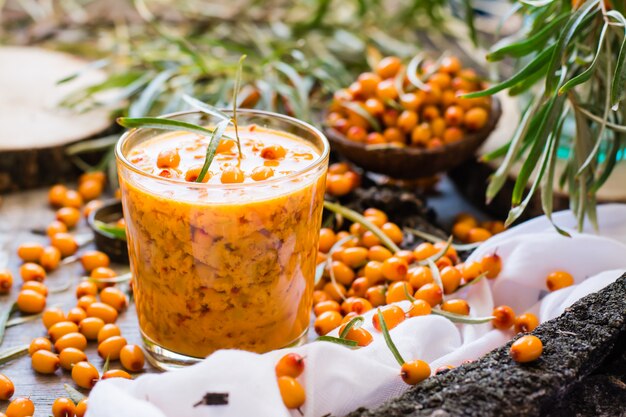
[78,178,104,201]
[80,250,110,272]
[400,360,431,385]
[440,266,462,294]
[275,353,305,378]
[100,287,129,312]
[407,299,432,317]
[481,253,502,279]
[21,280,48,296]
[340,325,373,347]
[48,184,68,207]
[72,361,100,389]
[546,271,574,291]
[413,283,443,307]
[46,220,68,239]
[510,335,543,363]
[67,307,87,324]
[75,398,88,417]
[87,302,119,323]
[372,305,405,331]
[54,332,88,352]
[514,313,540,333]
[16,242,44,263]
[31,349,60,374]
[6,397,35,417]
[59,347,88,370]
[48,321,79,342]
[277,376,306,409]
[42,308,66,329]
[16,289,46,314]
[79,317,105,341]
[0,374,14,400]
[28,337,52,356]
[50,233,78,257]
[314,311,342,335]
[102,369,132,380]
[385,281,413,304]
[62,190,84,209]
[120,345,145,372]
[441,299,470,316]
[97,323,121,344]
[313,300,341,317]
[55,207,81,228]
[77,295,98,311]
[52,397,76,417]
[0,269,13,294]
[19,262,46,282]
[40,246,61,271]
[76,281,98,298]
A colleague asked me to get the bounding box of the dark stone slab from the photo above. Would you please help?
[346,274,626,417]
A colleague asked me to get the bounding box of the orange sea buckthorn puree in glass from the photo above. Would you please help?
[116,111,329,366]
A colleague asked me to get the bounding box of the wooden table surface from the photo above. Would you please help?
[0,188,157,417]
[0,178,485,417]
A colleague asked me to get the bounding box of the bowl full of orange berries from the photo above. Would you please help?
[324,54,501,179]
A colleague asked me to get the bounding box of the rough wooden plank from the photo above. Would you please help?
[0,188,156,417]
[346,274,626,417]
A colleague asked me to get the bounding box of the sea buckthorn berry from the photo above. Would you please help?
[51,233,78,258]
[342,297,372,315]
[331,261,356,286]
[363,208,388,225]
[364,98,385,116]
[441,299,470,316]
[17,289,46,314]
[444,106,465,126]
[376,56,402,79]
[414,283,443,307]
[277,376,306,409]
[510,335,543,363]
[275,353,305,378]
[376,79,399,101]
[72,361,99,389]
[76,281,98,299]
[250,166,274,182]
[350,277,370,298]
[87,302,119,323]
[98,335,127,360]
[63,190,84,209]
[431,117,447,137]
[220,166,245,184]
[341,247,368,269]
[341,325,373,347]
[435,255,453,269]
[326,174,353,196]
[381,257,408,282]
[17,242,44,262]
[80,250,110,272]
[6,397,35,417]
[440,266,462,294]
[83,199,103,218]
[90,266,116,280]
[461,261,483,282]
[381,223,403,245]
[52,397,76,417]
[100,287,129,312]
[29,337,52,356]
[467,227,492,243]
[31,350,59,374]
[40,246,61,271]
[395,250,416,265]
[407,299,432,317]
[490,221,506,234]
[77,295,97,311]
[56,207,81,229]
[42,308,66,329]
[46,220,68,239]
[368,245,393,262]
[0,269,12,294]
[400,92,422,110]
[184,166,209,183]
[156,148,180,168]
[318,228,336,253]
[328,162,351,175]
[55,332,87,352]
[314,310,342,335]
[440,56,462,74]
[401,359,431,385]
[48,321,79,342]
[342,312,358,324]
[397,110,419,133]
[75,398,88,417]
[364,261,384,285]
[434,364,454,375]
[546,271,574,291]
[102,369,132,380]
[347,126,367,142]
[443,126,464,144]
[79,171,106,186]
[78,317,105,341]
[97,324,121,344]
[492,305,516,330]
[464,107,489,131]
[216,138,236,153]
[312,290,330,305]
[260,145,286,160]
[313,300,341,316]
[386,281,414,304]
[120,345,145,372]
[434,241,458,263]
[411,123,431,146]
[481,253,502,279]
[67,307,87,324]
[452,222,472,241]
[0,374,14,400]
[366,132,386,145]
[372,305,405,331]
[21,280,48,296]
[19,263,45,282]
[358,72,382,96]
[59,347,88,370]
[361,231,382,248]
[365,285,386,307]
[323,282,346,302]
[407,266,434,290]
[413,242,437,261]
[514,313,540,333]
[49,184,68,207]
[78,179,104,201]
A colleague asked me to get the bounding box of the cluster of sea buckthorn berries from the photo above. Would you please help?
[451,213,505,244]
[275,353,306,410]
[326,55,491,149]
[313,207,504,337]
[325,162,361,197]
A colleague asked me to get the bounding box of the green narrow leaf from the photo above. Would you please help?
[462,0,478,46]
[196,119,231,182]
[182,95,230,120]
[487,14,569,61]
[611,14,626,108]
[339,316,364,339]
[545,0,600,93]
[316,336,358,347]
[232,55,247,158]
[427,259,444,296]
[376,309,405,366]
[418,236,453,266]
[93,220,126,240]
[559,22,607,95]
[576,106,626,133]
[431,309,495,324]
[462,44,556,99]
[117,117,233,140]
[0,302,17,346]
[406,53,429,91]
[129,69,175,117]
[590,136,621,193]
[0,345,29,365]
[340,101,382,132]
[57,58,109,84]
[64,383,86,403]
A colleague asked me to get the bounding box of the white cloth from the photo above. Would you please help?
[87,205,626,417]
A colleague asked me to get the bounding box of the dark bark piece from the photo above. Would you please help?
[346,274,626,417]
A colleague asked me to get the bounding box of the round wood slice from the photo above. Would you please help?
[449,93,626,220]
[0,46,112,193]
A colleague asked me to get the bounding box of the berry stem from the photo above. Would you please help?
[376,309,405,366]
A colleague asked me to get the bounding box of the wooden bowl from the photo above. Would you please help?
[325,96,501,179]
